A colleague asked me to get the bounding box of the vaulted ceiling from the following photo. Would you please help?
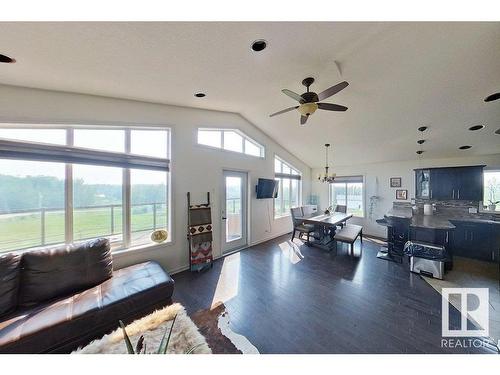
[0,22,499,167]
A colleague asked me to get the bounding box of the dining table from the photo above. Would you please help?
[298,212,353,251]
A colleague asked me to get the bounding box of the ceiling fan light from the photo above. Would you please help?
[297,102,318,116]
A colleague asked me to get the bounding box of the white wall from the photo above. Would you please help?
[0,84,311,274]
[311,154,500,237]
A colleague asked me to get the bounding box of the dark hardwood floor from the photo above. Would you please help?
[173,234,498,354]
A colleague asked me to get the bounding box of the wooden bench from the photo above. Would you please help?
[334,224,363,254]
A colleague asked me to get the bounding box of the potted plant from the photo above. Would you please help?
[119,315,203,354]
[488,200,499,212]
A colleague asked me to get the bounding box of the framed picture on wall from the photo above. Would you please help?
[396,189,408,200]
[390,177,402,188]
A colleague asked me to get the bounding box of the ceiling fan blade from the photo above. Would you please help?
[300,115,308,125]
[317,81,349,101]
[269,106,299,117]
[317,103,348,112]
[282,89,305,103]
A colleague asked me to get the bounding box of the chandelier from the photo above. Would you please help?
[318,143,336,183]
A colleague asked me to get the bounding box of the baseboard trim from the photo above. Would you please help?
[249,230,291,246]
[170,230,292,275]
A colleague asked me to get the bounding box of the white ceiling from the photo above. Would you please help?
[0,22,499,167]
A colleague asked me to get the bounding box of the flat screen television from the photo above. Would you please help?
[256,178,278,199]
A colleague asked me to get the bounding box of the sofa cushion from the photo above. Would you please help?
[19,238,113,307]
[0,261,174,353]
[0,253,21,317]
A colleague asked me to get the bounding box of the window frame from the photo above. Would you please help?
[0,124,172,254]
[328,175,365,218]
[274,155,302,218]
[197,127,265,158]
[483,169,500,213]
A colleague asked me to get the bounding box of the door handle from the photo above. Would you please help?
[222,216,227,220]
[457,189,460,199]
[452,189,455,199]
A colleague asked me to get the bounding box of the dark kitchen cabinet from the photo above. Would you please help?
[455,166,483,201]
[415,165,484,201]
[430,168,455,200]
[450,221,497,262]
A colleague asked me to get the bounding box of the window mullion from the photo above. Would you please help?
[344,183,348,207]
[123,129,131,248]
[281,180,284,215]
[65,129,74,244]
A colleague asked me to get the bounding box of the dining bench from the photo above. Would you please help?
[334,224,363,255]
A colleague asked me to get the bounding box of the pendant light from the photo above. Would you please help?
[318,143,336,183]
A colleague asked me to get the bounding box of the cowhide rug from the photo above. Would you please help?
[74,303,211,354]
[191,302,259,354]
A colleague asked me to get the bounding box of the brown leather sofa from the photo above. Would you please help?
[0,238,174,353]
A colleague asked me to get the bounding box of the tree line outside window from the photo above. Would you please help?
[0,126,171,253]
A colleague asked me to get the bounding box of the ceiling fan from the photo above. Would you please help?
[269,77,349,125]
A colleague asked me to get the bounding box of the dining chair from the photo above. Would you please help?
[335,204,348,228]
[335,205,347,213]
[290,207,314,244]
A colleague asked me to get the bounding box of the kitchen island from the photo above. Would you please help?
[385,207,499,263]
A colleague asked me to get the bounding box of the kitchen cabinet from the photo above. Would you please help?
[455,166,483,201]
[430,168,455,200]
[414,165,484,201]
[450,221,497,262]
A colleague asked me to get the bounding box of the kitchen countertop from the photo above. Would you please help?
[386,207,499,230]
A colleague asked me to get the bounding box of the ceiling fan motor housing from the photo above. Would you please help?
[301,92,319,103]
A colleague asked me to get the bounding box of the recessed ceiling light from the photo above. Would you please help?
[468,125,484,131]
[417,139,425,144]
[484,92,500,102]
[416,150,424,154]
[251,39,267,52]
[459,145,471,150]
[418,126,428,132]
[194,93,206,98]
[0,54,16,63]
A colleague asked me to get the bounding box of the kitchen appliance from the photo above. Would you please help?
[410,257,445,279]
[404,241,447,279]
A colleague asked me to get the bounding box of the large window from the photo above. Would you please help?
[484,170,500,212]
[197,128,264,158]
[0,126,171,254]
[329,176,364,217]
[274,156,301,218]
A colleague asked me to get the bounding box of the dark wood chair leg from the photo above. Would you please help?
[306,231,310,245]
[291,229,296,241]
[360,230,363,242]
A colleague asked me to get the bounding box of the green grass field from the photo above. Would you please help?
[0,206,167,252]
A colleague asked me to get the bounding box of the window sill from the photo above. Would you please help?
[274,214,291,220]
[113,240,174,256]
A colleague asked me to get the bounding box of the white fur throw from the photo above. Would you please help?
[74,303,211,354]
